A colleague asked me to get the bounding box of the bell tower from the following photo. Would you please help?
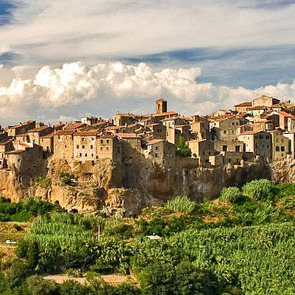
[156,98,167,114]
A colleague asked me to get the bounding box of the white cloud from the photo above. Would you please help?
[1,0,295,63]
[1,61,295,124]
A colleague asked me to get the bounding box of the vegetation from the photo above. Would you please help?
[176,136,192,157]
[36,176,52,189]
[0,179,295,294]
[60,172,76,186]
[0,197,57,222]
[219,187,241,203]
[165,196,196,213]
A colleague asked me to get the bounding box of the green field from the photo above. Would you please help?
[0,179,295,294]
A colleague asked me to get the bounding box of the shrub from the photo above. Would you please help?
[59,280,89,295]
[36,176,52,189]
[137,261,220,295]
[165,196,196,213]
[242,179,273,201]
[25,275,58,295]
[220,187,241,203]
[60,173,76,186]
[176,136,192,157]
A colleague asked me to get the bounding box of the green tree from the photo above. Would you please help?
[176,136,192,157]
[59,280,89,295]
[25,275,58,295]
[219,187,241,203]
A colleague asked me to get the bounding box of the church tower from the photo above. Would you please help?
[156,98,167,114]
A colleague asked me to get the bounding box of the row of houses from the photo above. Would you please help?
[1,95,295,174]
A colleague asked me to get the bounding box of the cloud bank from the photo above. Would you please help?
[1,61,295,124]
[1,0,295,64]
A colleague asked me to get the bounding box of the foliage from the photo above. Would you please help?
[176,136,192,157]
[60,173,76,186]
[36,176,52,189]
[0,197,56,222]
[219,187,241,203]
[138,260,220,295]
[25,275,58,295]
[242,179,273,201]
[59,280,89,295]
[2,180,295,294]
[165,196,196,213]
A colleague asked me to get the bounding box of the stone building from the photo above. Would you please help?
[252,120,273,132]
[6,120,36,137]
[96,135,121,162]
[190,117,210,139]
[112,114,136,126]
[234,102,252,113]
[74,130,98,161]
[246,106,267,116]
[148,123,166,140]
[210,116,242,141]
[28,126,53,145]
[144,139,176,166]
[268,129,290,161]
[252,95,280,107]
[54,130,75,160]
[214,140,244,153]
[273,111,295,131]
[40,132,54,153]
[156,98,167,114]
[80,116,98,126]
[64,122,86,130]
[283,131,295,159]
[188,139,215,164]
[5,144,44,176]
[238,131,272,160]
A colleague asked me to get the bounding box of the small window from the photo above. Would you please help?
[106,139,109,144]
[155,146,158,151]
[79,153,82,157]
[100,139,103,143]
[85,154,87,157]
[276,146,280,152]
[82,145,85,149]
[155,153,158,158]
[90,145,93,149]
[266,135,270,139]
[100,147,103,150]
[281,146,285,152]
[106,147,109,150]
[77,145,79,149]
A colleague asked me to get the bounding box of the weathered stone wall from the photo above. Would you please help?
[0,154,279,216]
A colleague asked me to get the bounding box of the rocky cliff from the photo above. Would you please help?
[0,155,276,216]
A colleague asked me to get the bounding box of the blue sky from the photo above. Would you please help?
[0,0,295,125]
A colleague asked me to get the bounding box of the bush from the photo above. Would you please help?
[36,176,52,189]
[59,280,89,295]
[137,261,220,295]
[242,179,273,201]
[176,136,192,158]
[166,196,196,213]
[220,187,241,203]
[25,275,58,295]
[60,173,76,186]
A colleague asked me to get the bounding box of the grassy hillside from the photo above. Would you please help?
[0,179,295,294]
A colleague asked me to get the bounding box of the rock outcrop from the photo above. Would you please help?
[0,156,279,216]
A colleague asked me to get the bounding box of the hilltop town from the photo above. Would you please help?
[0,95,295,214]
[1,95,295,172]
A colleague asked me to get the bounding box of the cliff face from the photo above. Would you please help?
[272,158,295,183]
[0,157,274,216]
